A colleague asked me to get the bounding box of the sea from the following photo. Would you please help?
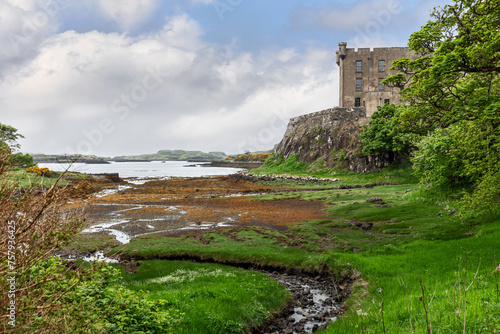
[38,161,244,179]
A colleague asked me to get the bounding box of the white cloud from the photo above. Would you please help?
[0,13,339,155]
[0,0,61,75]
[292,0,404,31]
[95,0,159,31]
[190,0,214,4]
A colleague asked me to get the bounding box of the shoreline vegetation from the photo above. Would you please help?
[25,156,494,333]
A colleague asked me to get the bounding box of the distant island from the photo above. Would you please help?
[113,150,227,162]
[32,150,228,164]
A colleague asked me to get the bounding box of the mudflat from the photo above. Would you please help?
[66,175,328,243]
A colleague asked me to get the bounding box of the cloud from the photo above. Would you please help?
[0,0,62,76]
[292,0,404,30]
[0,14,339,155]
[190,0,214,4]
[289,0,414,48]
[95,0,159,31]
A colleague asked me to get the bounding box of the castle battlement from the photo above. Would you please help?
[336,42,419,116]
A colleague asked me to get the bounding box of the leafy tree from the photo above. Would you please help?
[8,153,35,168]
[359,104,419,160]
[384,0,500,218]
[0,123,35,167]
[0,123,24,151]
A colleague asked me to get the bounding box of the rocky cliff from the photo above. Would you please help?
[275,107,393,173]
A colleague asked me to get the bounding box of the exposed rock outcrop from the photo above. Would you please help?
[275,107,393,173]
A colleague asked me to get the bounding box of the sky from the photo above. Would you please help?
[0,0,452,156]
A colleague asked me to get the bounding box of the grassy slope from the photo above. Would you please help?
[4,169,87,188]
[117,261,290,334]
[108,161,499,333]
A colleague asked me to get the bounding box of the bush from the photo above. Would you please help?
[233,153,270,162]
[412,119,500,219]
[359,104,417,158]
[9,153,35,168]
[27,165,52,177]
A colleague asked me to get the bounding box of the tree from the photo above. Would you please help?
[0,123,24,152]
[8,153,35,168]
[384,0,500,218]
[359,104,419,161]
[0,123,35,167]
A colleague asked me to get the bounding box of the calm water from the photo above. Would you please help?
[38,161,243,178]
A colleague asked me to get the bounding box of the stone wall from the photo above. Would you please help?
[275,107,393,173]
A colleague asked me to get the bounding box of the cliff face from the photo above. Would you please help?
[275,107,393,173]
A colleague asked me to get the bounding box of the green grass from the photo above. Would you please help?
[4,169,87,188]
[251,154,418,187]
[116,260,290,334]
[110,180,500,333]
[60,233,120,253]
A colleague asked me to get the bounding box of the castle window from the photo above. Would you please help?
[379,60,385,72]
[378,78,385,91]
[355,98,361,107]
[384,99,390,105]
[356,78,362,91]
[356,60,362,72]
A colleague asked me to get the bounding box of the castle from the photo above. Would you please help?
[336,42,418,116]
[274,42,419,171]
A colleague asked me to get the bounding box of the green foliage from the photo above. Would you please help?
[384,0,500,219]
[0,123,24,151]
[460,171,500,219]
[412,126,463,188]
[119,261,288,334]
[258,153,309,174]
[359,104,417,157]
[8,152,34,167]
[78,265,183,333]
[20,258,184,333]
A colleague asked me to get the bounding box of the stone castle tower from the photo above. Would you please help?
[336,42,418,116]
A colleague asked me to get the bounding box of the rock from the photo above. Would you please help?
[361,222,373,230]
[366,197,384,204]
[449,208,458,216]
[349,220,363,227]
[274,107,398,172]
[352,248,362,252]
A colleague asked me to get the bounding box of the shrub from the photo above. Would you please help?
[27,165,52,177]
